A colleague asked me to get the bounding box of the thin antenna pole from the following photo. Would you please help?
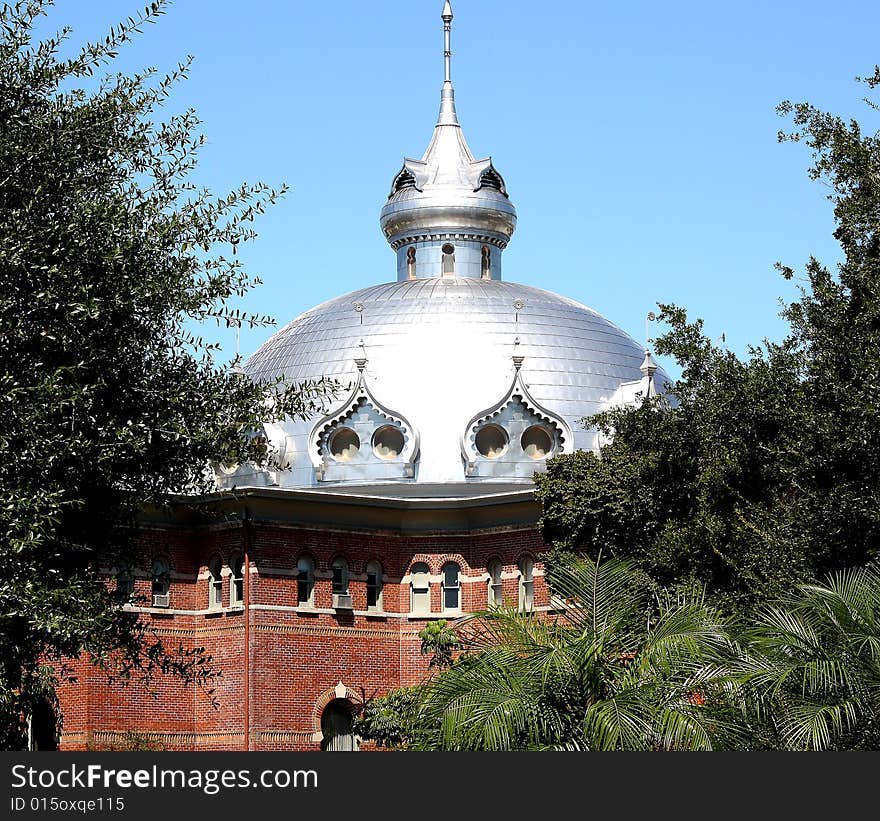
[442,1,453,83]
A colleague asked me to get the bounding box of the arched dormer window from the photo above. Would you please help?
[442,562,461,612]
[487,559,503,608]
[230,553,244,608]
[297,555,315,608]
[519,556,535,612]
[407,246,417,279]
[481,245,491,279]
[208,556,223,609]
[441,243,455,275]
[410,562,430,615]
[151,557,170,608]
[366,560,384,612]
[478,167,505,192]
[392,167,417,194]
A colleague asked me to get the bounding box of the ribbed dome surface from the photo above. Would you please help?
[243,277,663,490]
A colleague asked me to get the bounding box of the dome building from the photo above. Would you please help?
[54,2,664,752]
[235,0,661,494]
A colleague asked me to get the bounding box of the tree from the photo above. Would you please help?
[535,68,880,617]
[0,0,330,749]
[418,619,460,669]
[377,557,737,751]
[734,563,880,751]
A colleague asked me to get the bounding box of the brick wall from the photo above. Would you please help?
[57,513,550,751]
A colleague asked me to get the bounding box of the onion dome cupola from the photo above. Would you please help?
[380,1,516,282]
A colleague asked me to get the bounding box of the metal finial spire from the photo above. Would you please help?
[640,349,658,397]
[442,2,453,84]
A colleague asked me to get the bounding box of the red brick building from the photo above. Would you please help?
[58,490,549,750]
[54,2,663,751]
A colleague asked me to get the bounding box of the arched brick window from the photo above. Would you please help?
[519,556,535,612]
[366,560,383,612]
[441,243,455,275]
[481,245,491,279]
[410,562,430,615]
[151,557,170,608]
[229,553,244,608]
[487,559,503,608]
[442,562,461,611]
[208,556,223,609]
[297,555,315,607]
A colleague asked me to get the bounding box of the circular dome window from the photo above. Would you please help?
[372,425,405,460]
[329,427,360,462]
[521,426,553,460]
[475,424,509,459]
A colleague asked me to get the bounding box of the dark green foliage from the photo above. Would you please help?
[734,563,880,750]
[536,69,880,617]
[352,687,421,750]
[396,557,738,751]
[360,559,880,751]
[418,619,460,668]
[0,1,331,748]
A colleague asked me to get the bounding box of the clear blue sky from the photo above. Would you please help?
[37,0,880,378]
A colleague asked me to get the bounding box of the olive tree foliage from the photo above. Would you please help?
[536,68,880,618]
[0,1,331,748]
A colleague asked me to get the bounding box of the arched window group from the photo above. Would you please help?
[405,556,537,615]
[293,555,384,613]
[109,555,171,609]
[135,553,536,615]
[484,556,535,611]
[203,553,245,610]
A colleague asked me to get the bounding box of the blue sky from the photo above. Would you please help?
[37,0,880,377]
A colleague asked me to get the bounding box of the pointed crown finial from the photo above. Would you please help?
[378,1,517,269]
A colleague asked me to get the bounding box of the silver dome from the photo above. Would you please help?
[241,277,665,492]
[227,4,666,497]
